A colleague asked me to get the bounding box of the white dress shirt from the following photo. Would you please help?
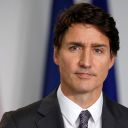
[57,86,103,128]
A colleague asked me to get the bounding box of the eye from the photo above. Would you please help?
[69,45,81,52]
[94,48,104,54]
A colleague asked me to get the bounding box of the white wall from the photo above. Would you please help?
[109,0,128,107]
[0,0,51,115]
[0,0,128,118]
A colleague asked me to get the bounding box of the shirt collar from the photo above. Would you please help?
[57,86,103,126]
[57,86,82,126]
[87,92,103,124]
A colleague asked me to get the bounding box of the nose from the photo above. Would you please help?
[79,49,92,68]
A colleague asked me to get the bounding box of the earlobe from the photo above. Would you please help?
[53,48,59,65]
[109,56,115,69]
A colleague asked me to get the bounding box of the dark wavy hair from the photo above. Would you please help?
[54,3,119,55]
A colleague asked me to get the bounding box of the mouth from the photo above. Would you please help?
[75,72,95,79]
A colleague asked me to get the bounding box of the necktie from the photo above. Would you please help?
[79,110,91,128]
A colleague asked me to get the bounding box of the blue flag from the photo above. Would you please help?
[43,0,73,97]
[91,0,118,101]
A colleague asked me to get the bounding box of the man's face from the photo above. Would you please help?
[54,24,115,96]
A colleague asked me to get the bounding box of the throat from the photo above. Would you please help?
[65,92,101,109]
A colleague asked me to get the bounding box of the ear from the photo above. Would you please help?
[109,55,115,69]
[53,48,59,65]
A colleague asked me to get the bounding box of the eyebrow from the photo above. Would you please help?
[67,42,108,48]
[91,43,108,48]
[68,42,83,45]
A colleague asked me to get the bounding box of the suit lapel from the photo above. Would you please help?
[35,90,64,128]
[102,102,116,128]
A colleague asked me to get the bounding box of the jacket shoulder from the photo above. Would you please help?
[112,101,128,117]
[12,100,42,118]
[0,100,42,128]
[104,96,128,119]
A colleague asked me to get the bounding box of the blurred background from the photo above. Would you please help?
[0,0,128,118]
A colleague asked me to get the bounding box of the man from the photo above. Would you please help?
[0,3,128,128]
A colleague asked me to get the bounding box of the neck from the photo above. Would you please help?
[61,86,102,109]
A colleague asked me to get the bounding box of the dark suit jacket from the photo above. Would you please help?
[0,90,128,128]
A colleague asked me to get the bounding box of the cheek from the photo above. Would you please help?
[96,59,111,79]
[60,57,73,71]
[59,54,78,74]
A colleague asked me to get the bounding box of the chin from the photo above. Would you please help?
[76,84,97,92]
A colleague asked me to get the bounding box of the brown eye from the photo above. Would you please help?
[69,45,81,52]
[94,48,103,54]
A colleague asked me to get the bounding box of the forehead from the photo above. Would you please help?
[62,24,109,47]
